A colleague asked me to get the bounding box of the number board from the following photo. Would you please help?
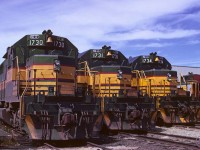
[52,36,66,49]
[27,35,66,49]
[142,56,164,64]
[110,50,118,59]
[27,34,45,46]
[91,49,105,58]
[142,56,153,63]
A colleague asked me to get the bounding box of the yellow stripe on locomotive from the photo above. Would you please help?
[26,64,75,96]
[131,70,177,97]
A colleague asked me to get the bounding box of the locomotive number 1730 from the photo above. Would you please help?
[29,39,65,48]
[53,40,65,48]
[29,39,44,46]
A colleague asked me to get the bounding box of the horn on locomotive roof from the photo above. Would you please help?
[47,29,53,35]
[42,30,47,34]
[102,45,111,50]
[42,29,53,35]
[150,52,157,56]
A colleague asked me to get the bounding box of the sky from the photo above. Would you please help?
[0,0,200,66]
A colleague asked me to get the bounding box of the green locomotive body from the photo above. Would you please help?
[77,46,155,131]
[1,29,199,142]
[0,30,100,141]
[130,52,200,125]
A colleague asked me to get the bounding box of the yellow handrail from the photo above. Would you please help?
[78,61,91,76]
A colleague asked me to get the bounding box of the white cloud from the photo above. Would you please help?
[0,0,200,56]
[187,40,200,45]
[103,29,200,41]
[133,42,173,48]
[176,11,200,24]
[50,0,200,51]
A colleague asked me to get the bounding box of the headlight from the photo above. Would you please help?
[55,60,60,66]
[167,73,172,81]
[117,69,123,80]
[54,59,61,72]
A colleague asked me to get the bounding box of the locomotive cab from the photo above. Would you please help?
[0,30,101,141]
[130,52,200,125]
[130,52,177,97]
[77,45,132,98]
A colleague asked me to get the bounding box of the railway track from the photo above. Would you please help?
[147,132,200,148]
[193,126,200,129]
[1,117,109,149]
[1,114,200,150]
[120,131,200,150]
[174,124,200,130]
[0,118,33,149]
[37,143,60,149]
[87,142,111,150]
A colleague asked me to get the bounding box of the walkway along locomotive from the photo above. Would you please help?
[77,46,154,131]
[0,30,101,141]
[129,52,200,125]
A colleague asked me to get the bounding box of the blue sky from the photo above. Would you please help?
[0,0,200,66]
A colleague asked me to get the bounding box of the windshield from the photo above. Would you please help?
[91,58,127,67]
[140,63,169,70]
[29,48,68,57]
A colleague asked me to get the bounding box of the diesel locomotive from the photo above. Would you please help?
[77,46,154,131]
[0,30,101,141]
[129,52,200,125]
[1,29,199,143]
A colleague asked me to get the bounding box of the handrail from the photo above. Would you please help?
[132,70,146,79]
[180,73,186,83]
[132,70,148,95]
[132,70,141,78]
[12,56,20,96]
[179,73,186,88]
[20,68,55,117]
[78,61,91,76]
[19,68,27,130]
[12,56,19,74]
[141,70,146,79]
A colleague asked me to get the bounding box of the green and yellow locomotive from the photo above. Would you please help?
[1,28,199,143]
[0,30,100,141]
[77,45,131,98]
[181,73,200,122]
[77,46,154,131]
[129,52,200,125]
